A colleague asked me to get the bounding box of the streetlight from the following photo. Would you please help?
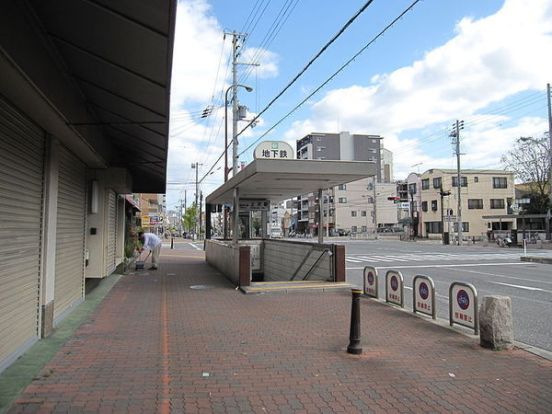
[224,84,253,182]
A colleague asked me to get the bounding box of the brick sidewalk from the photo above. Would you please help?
[7,250,552,413]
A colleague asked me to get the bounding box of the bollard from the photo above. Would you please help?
[347,289,363,355]
[170,237,174,249]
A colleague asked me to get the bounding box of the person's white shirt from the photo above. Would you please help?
[142,233,161,250]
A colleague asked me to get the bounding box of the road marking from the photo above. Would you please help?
[346,262,528,270]
[446,268,552,286]
[188,243,202,250]
[490,281,545,291]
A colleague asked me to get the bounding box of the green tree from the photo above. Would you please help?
[501,136,550,213]
[183,203,197,234]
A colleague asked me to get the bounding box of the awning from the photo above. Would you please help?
[125,195,141,212]
[206,158,377,205]
[2,0,176,194]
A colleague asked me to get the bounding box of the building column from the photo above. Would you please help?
[232,187,239,244]
[40,136,60,338]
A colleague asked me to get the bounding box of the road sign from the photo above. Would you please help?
[385,270,404,307]
[449,282,479,334]
[413,275,436,319]
[363,266,378,298]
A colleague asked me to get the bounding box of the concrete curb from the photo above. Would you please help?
[520,256,552,264]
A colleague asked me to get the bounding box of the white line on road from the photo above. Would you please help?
[490,281,545,291]
[445,268,552,286]
[188,243,202,251]
[346,262,527,270]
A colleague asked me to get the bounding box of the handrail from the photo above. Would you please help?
[289,246,315,281]
[302,249,332,281]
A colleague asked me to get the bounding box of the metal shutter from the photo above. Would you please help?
[105,189,116,275]
[54,146,86,321]
[0,96,44,367]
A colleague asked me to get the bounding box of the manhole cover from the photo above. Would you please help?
[190,285,213,290]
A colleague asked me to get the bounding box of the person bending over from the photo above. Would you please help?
[138,231,162,270]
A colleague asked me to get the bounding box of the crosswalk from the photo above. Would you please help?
[345,252,551,263]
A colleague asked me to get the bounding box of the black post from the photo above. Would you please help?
[170,237,174,249]
[347,289,363,355]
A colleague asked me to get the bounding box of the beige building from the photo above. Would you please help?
[418,169,516,240]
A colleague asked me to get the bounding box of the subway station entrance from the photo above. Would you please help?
[204,158,376,293]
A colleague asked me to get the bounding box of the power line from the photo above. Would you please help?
[235,0,378,144]
[239,0,422,157]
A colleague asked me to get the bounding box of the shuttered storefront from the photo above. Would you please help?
[0,97,44,367]
[53,146,86,321]
[105,189,117,275]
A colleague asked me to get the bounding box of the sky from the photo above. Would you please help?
[166,0,552,211]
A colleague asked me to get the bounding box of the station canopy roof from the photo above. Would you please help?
[206,158,377,205]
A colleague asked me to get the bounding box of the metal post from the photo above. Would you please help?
[194,162,199,240]
[347,289,363,355]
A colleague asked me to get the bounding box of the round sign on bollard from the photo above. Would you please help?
[363,266,378,298]
[412,275,436,319]
[385,270,404,307]
[449,282,479,334]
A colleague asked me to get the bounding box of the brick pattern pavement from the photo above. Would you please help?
[8,250,552,413]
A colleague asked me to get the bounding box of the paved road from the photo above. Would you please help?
[343,240,552,352]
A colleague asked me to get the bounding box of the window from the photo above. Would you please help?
[493,177,508,188]
[431,200,438,211]
[361,210,367,217]
[421,201,428,212]
[408,183,417,194]
[316,146,326,152]
[338,184,347,190]
[351,211,357,217]
[468,199,483,209]
[425,222,442,234]
[369,148,377,153]
[474,176,479,183]
[338,197,347,203]
[453,222,470,232]
[433,177,442,189]
[422,179,430,190]
[452,176,468,187]
[361,226,367,232]
[351,226,358,232]
[490,199,505,209]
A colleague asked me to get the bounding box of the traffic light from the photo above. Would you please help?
[387,196,401,203]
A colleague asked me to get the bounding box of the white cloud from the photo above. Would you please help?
[283,0,552,179]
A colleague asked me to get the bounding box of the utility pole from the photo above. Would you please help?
[547,83,552,240]
[231,32,239,175]
[199,191,203,240]
[191,162,202,240]
[450,120,464,245]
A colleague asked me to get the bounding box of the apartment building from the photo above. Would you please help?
[295,131,397,235]
[417,169,516,240]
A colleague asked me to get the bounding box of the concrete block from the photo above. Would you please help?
[479,296,514,350]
